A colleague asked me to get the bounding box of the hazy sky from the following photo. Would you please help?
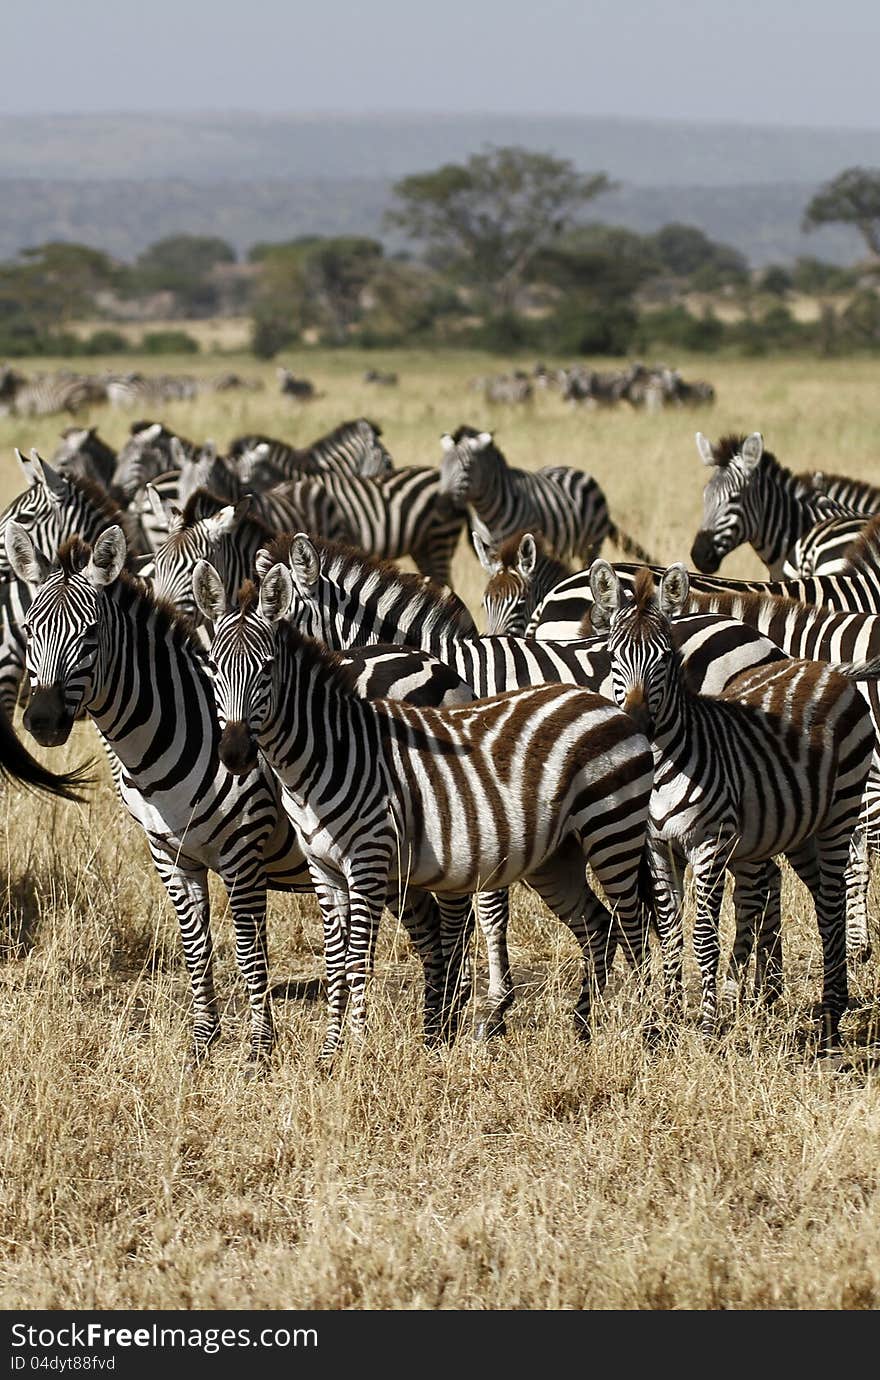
[5,0,880,129]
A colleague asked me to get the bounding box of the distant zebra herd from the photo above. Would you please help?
[5,408,880,1071]
[0,363,264,419]
[472,360,715,410]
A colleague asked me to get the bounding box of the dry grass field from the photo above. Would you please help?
[2,348,880,1311]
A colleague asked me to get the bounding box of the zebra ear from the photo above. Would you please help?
[740,432,764,473]
[588,558,622,632]
[139,423,162,441]
[289,533,320,594]
[475,432,493,449]
[5,520,52,586]
[85,526,127,587]
[15,449,40,488]
[208,502,245,537]
[254,546,274,582]
[695,432,715,466]
[659,564,690,619]
[192,560,227,624]
[517,533,537,580]
[169,437,187,468]
[259,563,294,623]
[30,452,68,506]
[471,529,501,576]
[439,434,456,454]
[146,483,172,532]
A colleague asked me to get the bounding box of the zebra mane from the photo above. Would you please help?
[493,530,551,564]
[710,434,748,467]
[315,416,383,444]
[260,536,475,633]
[56,537,205,654]
[839,514,878,570]
[632,566,657,610]
[177,488,275,537]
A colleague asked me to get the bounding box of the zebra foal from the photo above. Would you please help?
[590,562,874,1052]
[195,560,656,1055]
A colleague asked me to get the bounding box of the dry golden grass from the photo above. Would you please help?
[1,349,880,1310]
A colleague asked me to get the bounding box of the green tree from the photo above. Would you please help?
[249,236,385,348]
[132,235,237,313]
[6,241,120,325]
[386,145,612,312]
[803,168,880,258]
[649,223,747,283]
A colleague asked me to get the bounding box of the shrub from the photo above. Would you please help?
[139,330,200,355]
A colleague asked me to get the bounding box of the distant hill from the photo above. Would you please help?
[0,111,876,266]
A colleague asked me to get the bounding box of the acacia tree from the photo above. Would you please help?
[803,168,880,258]
[386,145,612,312]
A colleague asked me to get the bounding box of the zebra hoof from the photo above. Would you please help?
[474,1012,508,1041]
[848,941,872,965]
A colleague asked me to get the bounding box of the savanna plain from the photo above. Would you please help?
[2,348,880,1310]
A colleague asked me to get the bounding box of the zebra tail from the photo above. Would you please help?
[0,704,94,801]
[833,654,880,680]
[607,522,656,566]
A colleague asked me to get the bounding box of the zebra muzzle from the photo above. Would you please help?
[23,685,74,747]
[690,532,721,574]
[219,721,259,775]
[623,688,653,738]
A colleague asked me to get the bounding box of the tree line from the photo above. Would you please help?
[1,152,879,359]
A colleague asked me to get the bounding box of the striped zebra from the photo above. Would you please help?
[528,564,880,642]
[110,423,200,504]
[194,561,656,1053]
[4,371,106,418]
[229,418,394,487]
[472,530,569,635]
[790,512,880,578]
[590,562,874,1051]
[104,373,199,409]
[258,533,793,1034]
[438,426,655,566]
[529,560,880,959]
[52,427,118,490]
[691,431,860,578]
[6,524,481,1065]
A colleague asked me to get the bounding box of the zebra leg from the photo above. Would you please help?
[224,863,274,1068]
[153,856,220,1063]
[527,840,616,1042]
[435,893,475,1041]
[397,891,448,1046]
[343,861,391,1045]
[310,873,350,1061]
[788,836,849,1054]
[645,834,686,1026]
[473,889,514,1041]
[725,858,782,1012]
[844,826,872,963]
[688,838,729,1040]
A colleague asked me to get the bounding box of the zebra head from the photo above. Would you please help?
[111,422,170,502]
[0,452,97,581]
[474,529,538,636]
[253,534,328,642]
[6,524,127,745]
[691,432,764,573]
[589,561,689,737]
[438,427,496,507]
[176,442,235,507]
[151,495,251,623]
[193,561,291,774]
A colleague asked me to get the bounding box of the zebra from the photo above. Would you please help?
[789,512,880,578]
[110,422,201,504]
[6,524,481,1066]
[277,368,316,400]
[51,427,118,490]
[258,533,795,1035]
[590,561,875,1052]
[194,560,656,1054]
[528,560,880,959]
[526,564,880,642]
[472,530,569,635]
[438,426,655,567]
[4,371,106,418]
[228,418,394,488]
[104,373,199,409]
[363,369,398,386]
[691,431,861,579]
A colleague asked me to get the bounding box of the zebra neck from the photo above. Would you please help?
[262,635,379,797]
[88,587,215,766]
[751,462,826,572]
[650,660,695,747]
[467,454,505,533]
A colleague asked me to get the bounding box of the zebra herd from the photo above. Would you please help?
[4,415,880,1070]
[0,364,262,419]
[471,362,716,410]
